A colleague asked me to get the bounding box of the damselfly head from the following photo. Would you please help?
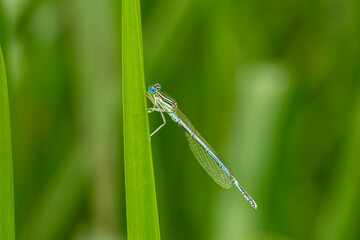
[149,83,161,94]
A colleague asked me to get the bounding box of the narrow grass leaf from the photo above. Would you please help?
[0,45,15,240]
[122,0,161,239]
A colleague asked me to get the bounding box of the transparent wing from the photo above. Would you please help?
[185,132,232,189]
[172,108,232,188]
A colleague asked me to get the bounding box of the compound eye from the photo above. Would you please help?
[149,86,156,94]
[154,83,161,90]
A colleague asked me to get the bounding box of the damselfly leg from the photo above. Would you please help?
[146,92,167,140]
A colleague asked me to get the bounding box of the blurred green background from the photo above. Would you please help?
[1,0,360,239]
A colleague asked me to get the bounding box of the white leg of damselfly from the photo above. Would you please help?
[149,111,166,141]
[147,96,167,141]
[146,92,155,104]
[147,107,165,113]
[146,94,163,113]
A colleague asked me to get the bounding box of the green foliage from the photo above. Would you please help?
[122,0,161,239]
[0,45,15,240]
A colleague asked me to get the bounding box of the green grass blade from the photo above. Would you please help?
[122,0,161,239]
[0,45,15,240]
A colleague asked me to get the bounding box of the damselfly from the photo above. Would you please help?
[146,83,257,209]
